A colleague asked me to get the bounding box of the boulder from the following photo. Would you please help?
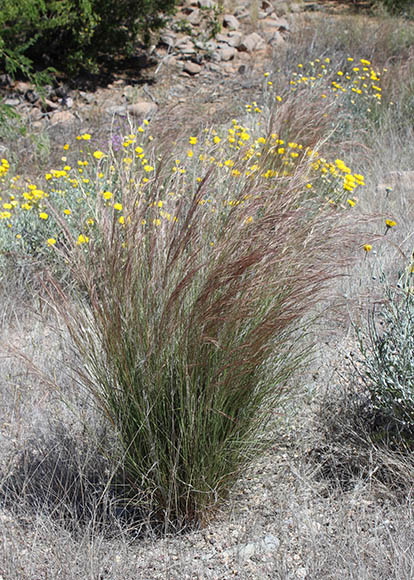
[223,14,240,30]
[183,61,202,75]
[50,110,76,125]
[127,101,158,118]
[217,46,237,61]
[238,32,265,53]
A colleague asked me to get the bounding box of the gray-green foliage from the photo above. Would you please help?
[356,270,414,446]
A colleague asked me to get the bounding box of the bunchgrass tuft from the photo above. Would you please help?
[35,124,357,532]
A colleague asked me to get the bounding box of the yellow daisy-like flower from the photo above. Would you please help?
[102,191,113,200]
[189,136,197,145]
[113,202,123,211]
[77,234,89,244]
[93,151,105,160]
[39,212,48,220]
[47,238,57,246]
[385,219,396,229]
[363,244,372,252]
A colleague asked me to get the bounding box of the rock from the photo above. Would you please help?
[40,98,59,112]
[268,30,286,46]
[0,74,12,87]
[3,97,20,107]
[216,31,242,48]
[50,110,76,125]
[270,16,290,31]
[25,89,39,104]
[238,32,265,53]
[28,107,43,122]
[127,101,158,118]
[274,1,289,15]
[175,37,196,55]
[220,61,238,74]
[234,7,249,19]
[223,14,240,30]
[303,2,320,10]
[207,62,224,73]
[217,46,236,61]
[54,84,70,98]
[160,31,177,48]
[183,61,202,75]
[261,0,275,14]
[79,91,95,105]
[14,81,32,94]
[106,104,127,116]
[60,96,73,109]
[229,535,280,562]
[290,2,303,13]
[204,39,218,52]
[187,8,202,25]
[198,0,215,7]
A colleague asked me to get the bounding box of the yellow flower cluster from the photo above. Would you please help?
[0,85,368,253]
[286,57,385,113]
[0,158,9,178]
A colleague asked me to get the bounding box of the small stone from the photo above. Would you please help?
[160,31,177,48]
[268,31,286,46]
[223,14,240,30]
[290,3,303,13]
[127,101,158,118]
[54,84,70,98]
[175,37,196,54]
[271,16,290,31]
[261,0,275,14]
[207,62,224,73]
[106,104,127,116]
[262,534,280,551]
[25,89,39,104]
[187,8,202,25]
[198,0,215,7]
[0,74,12,87]
[41,98,59,112]
[204,39,218,52]
[79,91,95,104]
[50,110,76,125]
[217,46,236,61]
[183,61,202,75]
[14,81,33,94]
[239,543,256,559]
[216,31,242,48]
[62,96,74,108]
[238,32,265,53]
[28,107,43,122]
[3,97,20,107]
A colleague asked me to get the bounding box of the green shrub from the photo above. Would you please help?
[355,266,414,448]
[377,0,414,18]
[0,0,176,77]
